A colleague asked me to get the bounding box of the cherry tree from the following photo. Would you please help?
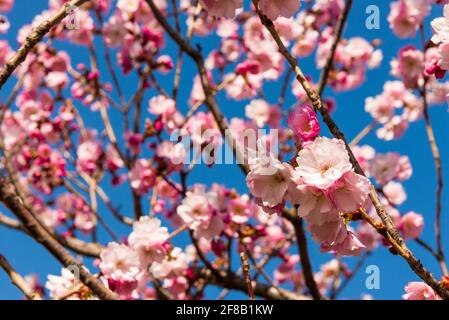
[0,0,449,300]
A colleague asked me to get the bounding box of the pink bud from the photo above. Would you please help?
[154,118,164,132]
[211,239,226,256]
[87,70,99,81]
[287,104,320,143]
[236,60,260,76]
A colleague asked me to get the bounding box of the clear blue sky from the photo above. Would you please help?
[1,0,448,300]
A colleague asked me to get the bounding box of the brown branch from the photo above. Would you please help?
[421,83,448,276]
[416,238,440,259]
[317,0,353,95]
[0,0,89,90]
[0,175,117,300]
[294,218,323,300]
[350,121,377,146]
[0,254,42,300]
[0,211,103,257]
[0,212,26,231]
[198,268,309,300]
[252,1,449,299]
[239,251,255,300]
[418,24,447,276]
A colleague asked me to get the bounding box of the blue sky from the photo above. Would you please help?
[1,0,448,300]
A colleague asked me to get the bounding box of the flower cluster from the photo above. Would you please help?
[246,104,371,256]
[200,0,301,20]
[98,217,189,299]
[431,3,449,73]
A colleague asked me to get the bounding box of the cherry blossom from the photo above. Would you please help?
[403,282,439,300]
[258,0,301,20]
[287,104,320,143]
[128,217,169,265]
[295,137,352,190]
[200,0,243,19]
[399,211,424,240]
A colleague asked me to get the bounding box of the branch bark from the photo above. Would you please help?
[0,175,117,300]
[0,0,89,90]
[0,254,42,300]
[294,218,323,300]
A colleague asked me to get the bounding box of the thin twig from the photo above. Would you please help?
[0,0,89,90]
[0,254,42,300]
[239,251,255,300]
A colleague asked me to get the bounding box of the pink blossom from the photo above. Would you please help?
[246,154,294,213]
[46,268,82,300]
[274,255,303,288]
[0,0,13,13]
[399,211,424,240]
[356,223,381,251]
[295,137,352,190]
[396,46,424,88]
[103,15,127,48]
[129,159,156,195]
[388,0,430,38]
[149,247,188,279]
[220,39,240,62]
[56,193,95,233]
[0,14,10,33]
[309,219,365,256]
[431,4,449,44]
[294,185,334,221]
[376,116,409,141]
[258,0,301,20]
[352,145,375,173]
[177,186,223,239]
[200,0,243,19]
[99,242,141,296]
[245,99,270,127]
[217,20,238,39]
[321,231,366,256]
[105,144,125,171]
[155,55,174,73]
[437,42,449,70]
[124,131,143,156]
[76,139,102,174]
[228,194,252,224]
[0,40,11,65]
[397,155,413,181]
[224,73,261,100]
[403,282,438,300]
[369,152,412,185]
[149,95,176,116]
[330,171,371,213]
[117,0,140,14]
[287,104,320,143]
[383,181,407,205]
[128,217,169,266]
[292,28,317,57]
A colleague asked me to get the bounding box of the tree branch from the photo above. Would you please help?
[0,254,42,300]
[0,0,90,90]
[317,0,353,95]
[0,175,117,300]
